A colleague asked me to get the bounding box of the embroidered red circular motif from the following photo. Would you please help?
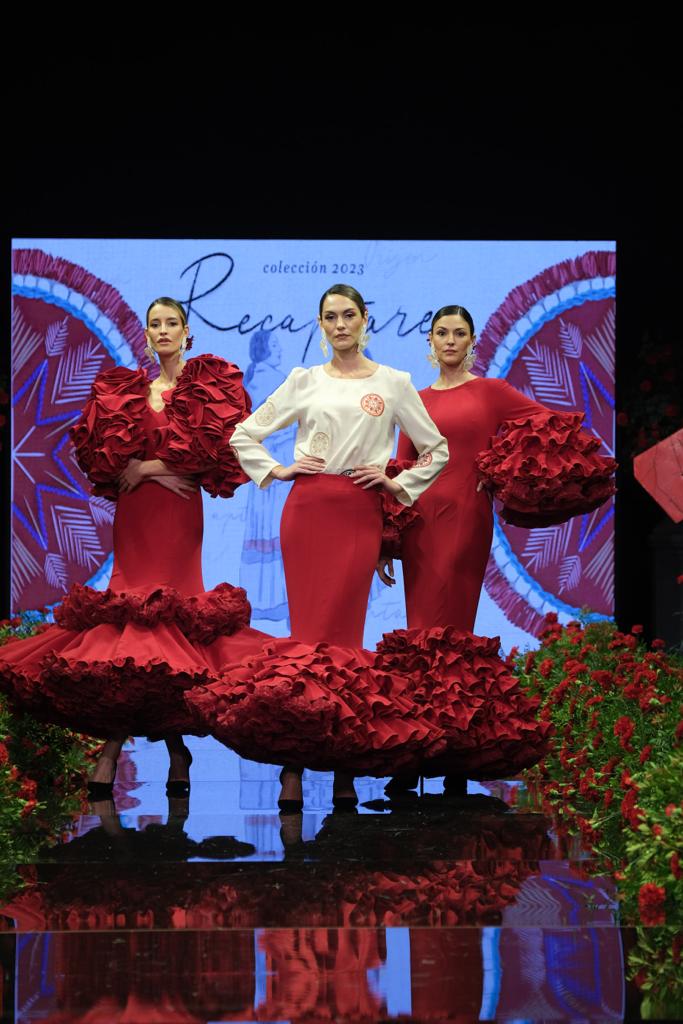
[414,452,433,468]
[361,393,385,417]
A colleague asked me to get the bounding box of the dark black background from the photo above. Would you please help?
[5,26,680,632]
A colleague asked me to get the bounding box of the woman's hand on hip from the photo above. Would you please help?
[270,457,326,482]
[351,465,403,496]
[118,459,147,492]
[153,475,199,499]
[376,557,396,587]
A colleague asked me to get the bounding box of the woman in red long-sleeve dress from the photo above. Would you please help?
[379,304,616,791]
[0,298,267,795]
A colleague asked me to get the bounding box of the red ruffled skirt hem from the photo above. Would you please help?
[0,584,266,739]
[186,627,552,778]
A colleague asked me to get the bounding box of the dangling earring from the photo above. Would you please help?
[464,342,476,369]
[358,329,370,352]
[144,343,158,364]
[320,332,329,357]
[427,343,439,368]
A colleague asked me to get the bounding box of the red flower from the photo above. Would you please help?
[665,804,677,817]
[591,731,603,750]
[671,852,681,880]
[603,789,614,808]
[631,624,643,635]
[614,716,636,751]
[0,742,8,766]
[651,638,665,650]
[652,824,663,837]
[639,745,653,764]
[20,799,38,819]
[538,658,554,679]
[621,789,643,828]
[638,883,666,925]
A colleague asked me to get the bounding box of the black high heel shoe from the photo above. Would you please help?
[87,756,117,800]
[278,767,304,814]
[331,794,358,811]
[166,746,193,797]
[332,773,358,811]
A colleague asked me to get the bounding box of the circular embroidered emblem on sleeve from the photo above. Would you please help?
[254,399,276,426]
[414,452,433,468]
[361,393,385,416]
[310,431,330,456]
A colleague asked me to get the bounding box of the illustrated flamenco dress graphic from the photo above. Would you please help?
[239,330,294,626]
[0,355,268,738]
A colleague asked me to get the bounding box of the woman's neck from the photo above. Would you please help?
[157,352,185,385]
[434,362,475,389]
[328,347,373,377]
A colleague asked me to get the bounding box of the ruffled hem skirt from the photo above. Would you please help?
[186,626,552,779]
[0,582,267,738]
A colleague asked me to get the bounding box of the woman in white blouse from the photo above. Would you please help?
[230,283,448,810]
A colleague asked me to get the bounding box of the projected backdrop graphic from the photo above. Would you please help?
[10,240,616,651]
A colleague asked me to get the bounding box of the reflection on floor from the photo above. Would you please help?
[0,737,654,1021]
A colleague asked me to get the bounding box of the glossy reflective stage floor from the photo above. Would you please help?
[0,739,654,1021]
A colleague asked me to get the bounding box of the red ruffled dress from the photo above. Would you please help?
[393,378,616,631]
[188,379,615,780]
[0,355,268,739]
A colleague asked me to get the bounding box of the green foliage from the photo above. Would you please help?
[0,615,99,902]
[516,614,683,1014]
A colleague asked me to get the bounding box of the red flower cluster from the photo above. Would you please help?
[638,882,666,925]
[614,716,636,752]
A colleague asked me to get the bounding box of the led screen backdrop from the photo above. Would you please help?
[10,240,615,651]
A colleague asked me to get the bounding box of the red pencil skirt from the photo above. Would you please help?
[280,474,383,647]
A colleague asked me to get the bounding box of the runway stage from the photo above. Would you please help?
[0,738,646,1022]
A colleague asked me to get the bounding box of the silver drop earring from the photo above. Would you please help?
[320,332,329,357]
[358,329,370,352]
[427,342,439,368]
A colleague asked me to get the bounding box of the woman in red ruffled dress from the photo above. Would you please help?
[378,304,616,792]
[188,284,450,809]
[0,298,266,796]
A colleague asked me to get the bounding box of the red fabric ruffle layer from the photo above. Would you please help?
[153,354,250,498]
[187,626,552,778]
[70,356,249,501]
[378,489,420,561]
[55,582,250,645]
[475,410,617,527]
[0,583,264,739]
[70,366,149,500]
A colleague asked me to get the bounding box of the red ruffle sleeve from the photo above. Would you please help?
[155,355,252,498]
[380,458,421,559]
[70,367,149,499]
[475,411,617,528]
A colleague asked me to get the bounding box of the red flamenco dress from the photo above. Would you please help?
[393,377,617,632]
[188,382,614,781]
[0,355,267,739]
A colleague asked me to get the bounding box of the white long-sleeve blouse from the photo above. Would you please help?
[230,363,449,506]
